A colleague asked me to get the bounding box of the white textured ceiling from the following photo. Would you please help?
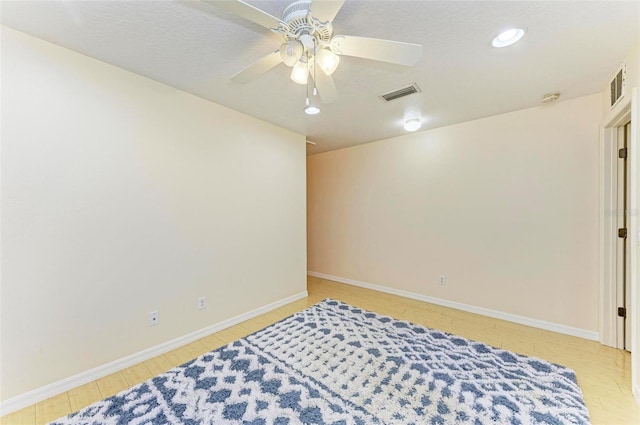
[2,1,639,154]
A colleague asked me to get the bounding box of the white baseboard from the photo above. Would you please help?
[308,271,599,341]
[0,291,308,416]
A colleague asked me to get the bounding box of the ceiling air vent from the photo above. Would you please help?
[610,63,626,108]
[380,83,421,102]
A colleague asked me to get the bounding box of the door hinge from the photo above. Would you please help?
[619,147,628,159]
[617,307,627,318]
[618,228,628,238]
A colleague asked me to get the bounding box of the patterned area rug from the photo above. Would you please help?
[51,299,590,424]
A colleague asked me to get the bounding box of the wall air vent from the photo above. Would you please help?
[610,63,626,108]
[379,83,421,102]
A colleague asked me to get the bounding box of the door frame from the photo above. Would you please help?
[599,88,638,402]
[600,104,629,348]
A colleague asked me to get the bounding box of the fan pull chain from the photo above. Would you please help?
[305,50,310,106]
[313,38,318,96]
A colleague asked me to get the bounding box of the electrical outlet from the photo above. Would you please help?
[198,296,206,310]
[149,311,159,326]
[439,275,446,285]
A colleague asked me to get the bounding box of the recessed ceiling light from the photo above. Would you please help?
[404,119,421,132]
[492,28,525,48]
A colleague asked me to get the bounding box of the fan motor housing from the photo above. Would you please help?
[282,0,311,22]
[280,0,332,44]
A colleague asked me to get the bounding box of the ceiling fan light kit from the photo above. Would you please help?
[219,0,423,110]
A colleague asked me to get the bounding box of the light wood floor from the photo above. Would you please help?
[2,276,639,424]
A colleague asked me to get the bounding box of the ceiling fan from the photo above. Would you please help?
[209,0,423,106]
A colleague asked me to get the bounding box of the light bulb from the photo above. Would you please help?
[316,48,340,75]
[290,60,309,84]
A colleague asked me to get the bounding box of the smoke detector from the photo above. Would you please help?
[541,92,560,104]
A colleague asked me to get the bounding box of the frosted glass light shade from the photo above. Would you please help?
[316,48,340,75]
[280,40,303,67]
[291,61,309,84]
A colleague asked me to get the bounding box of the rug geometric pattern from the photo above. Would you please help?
[50,299,590,424]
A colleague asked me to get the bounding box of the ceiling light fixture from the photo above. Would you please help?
[289,46,340,83]
[492,28,525,48]
[404,118,421,132]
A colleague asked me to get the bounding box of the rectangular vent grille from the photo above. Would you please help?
[610,63,626,108]
[380,84,421,102]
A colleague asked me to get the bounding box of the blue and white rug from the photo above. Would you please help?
[51,299,590,424]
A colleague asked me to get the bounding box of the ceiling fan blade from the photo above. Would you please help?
[309,0,346,23]
[311,69,338,104]
[231,50,282,83]
[330,35,422,66]
[208,0,284,30]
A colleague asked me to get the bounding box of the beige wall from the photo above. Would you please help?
[308,94,602,332]
[0,27,307,401]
